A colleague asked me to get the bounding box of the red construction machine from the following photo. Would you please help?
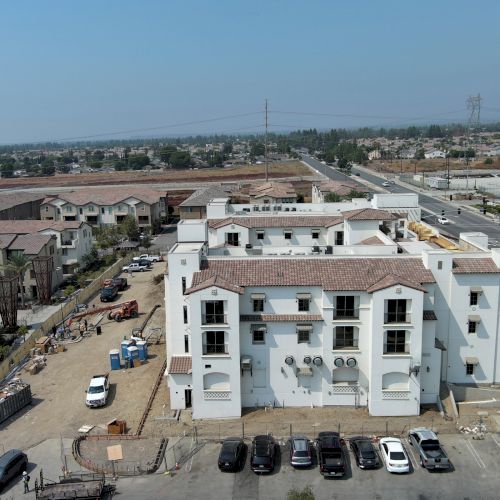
[66,300,139,327]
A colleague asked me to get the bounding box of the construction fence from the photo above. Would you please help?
[0,256,134,381]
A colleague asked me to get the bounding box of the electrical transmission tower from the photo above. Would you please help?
[465,94,482,174]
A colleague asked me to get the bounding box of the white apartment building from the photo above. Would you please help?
[165,197,500,419]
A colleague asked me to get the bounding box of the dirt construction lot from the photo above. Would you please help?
[0,264,167,452]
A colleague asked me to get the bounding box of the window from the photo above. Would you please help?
[311,230,320,239]
[203,331,227,355]
[62,248,68,256]
[297,325,312,344]
[101,207,105,214]
[251,324,266,344]
[385,299,409,323]
[79,208,83,215]
[226,232,239,246]
[333,326,358,349]
[470,292,478,306]
[284,230,292,240]
[256,231,264,240]
[30,270,35,279]
[253,298,264,312]
[384,330,409,354]
[203,300,225,324]
[297,297,310,312]
[183,306,188,324]
[88,205,95,212]
[335,231,344,246]
[181,277,186,294]
[45,206,49,212]
[65,206,72,212]
[437,260,443,270]
[141,204,145,211]
[335,296,358,318]
[468,321,477,334]
[184,335,189,353]
[466,363,475,375]
[49,246,54,255]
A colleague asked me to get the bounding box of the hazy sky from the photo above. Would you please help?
[1,0,499,144]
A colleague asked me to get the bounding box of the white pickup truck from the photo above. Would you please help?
[133,253,162,263]
[122,262,148,273]
[85,374,110,408]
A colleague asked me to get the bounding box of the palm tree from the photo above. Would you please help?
[1,253,32,309]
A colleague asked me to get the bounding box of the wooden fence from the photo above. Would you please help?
[0,256,134,381]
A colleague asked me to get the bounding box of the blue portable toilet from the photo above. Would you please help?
[136,340,148,361]
[127,345,139,367]
[109,349,121,370]
[121,340,131,359]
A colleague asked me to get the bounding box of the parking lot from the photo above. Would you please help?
[117,432,500,500]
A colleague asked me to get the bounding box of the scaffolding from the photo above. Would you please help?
[0,275,19,328]
[33,256,53,305]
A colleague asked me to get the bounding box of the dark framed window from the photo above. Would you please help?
[284,231,292,240]
[183,306,188,324]
[226,232,239,246]
[181,277,186,294]
[335,296,358,318]
[334,326,358,349]
[384,330,408,354]
[184,335,189,353]
[468,321,477,334]
[253,299,264,312]
[466,363,474,375]
[297,330,310,343]
[204,331,227,355]
[470,292,478,306]
[312,230,320,239]
[385,299,408,323]
[298,298,310,312]
[203,301,225,324]
[257,231,264,240]
[335,231,344,245]
[251,324,266,344]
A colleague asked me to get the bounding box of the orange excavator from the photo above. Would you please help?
[66,300,139,327]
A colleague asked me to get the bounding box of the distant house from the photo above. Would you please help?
[248,182,297,204]
[178,186,235,220]
[485,147,500,157]
[424,150,446,159]
[0,192,45,220]
[0,220,92,276]
[312,181,369,203]
[368,150,381,160]
[40,188,165,233]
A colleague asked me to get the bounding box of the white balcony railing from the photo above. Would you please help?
[203,390,231,400]
[331,384,359,394]
[382,390,410,400]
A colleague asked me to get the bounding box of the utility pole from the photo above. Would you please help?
[264,99,268,182]
[465,94,482,196]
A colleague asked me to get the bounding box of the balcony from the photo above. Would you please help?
[332,339,359,350]
[202,344,229,355]
[203,390,231,400]
[202,314,227,325]
[384,312,411,324]
[382,390,410,400]
[334,308,360,320]
[61,240,76,248]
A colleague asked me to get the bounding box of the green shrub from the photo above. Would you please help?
[152,274,164,285]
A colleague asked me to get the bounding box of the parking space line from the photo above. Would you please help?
[463,439,486,469]
[490,434,500,450]
[402,438,418,469]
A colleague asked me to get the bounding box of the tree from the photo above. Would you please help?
[337,157,352,172]
[170,151,192,169]
[324,192,342,202]
[94,226,121,250]
[41,159,55,176]
[121,214,140,240]
[0,163,14,177]
[114,160,128,171]
[81,247,99,271]
[415,148,425,160]
[159,145,177,163]
[287,485,315,500]
[128,155,150,170]
[1,253,32,309]
[89,160,103,169]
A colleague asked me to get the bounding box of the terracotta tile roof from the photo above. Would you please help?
[316,181,369,196]
[43,188,163,207]
[342,208,396,221]
[359,236,385,245]
[0,234,17,249]
[0,192,45,211]
[209,215,344,229]
[366,274,427,293]
[193,258,435,291]
[250,182,296,199]
[423,310,438,321]
[8,234,54,255]
[168,356,192,374]
[185,274,244,295]
[0,220,85,235]
[240,314,323,322]
[452,258,500,274]
[179,186,233,207]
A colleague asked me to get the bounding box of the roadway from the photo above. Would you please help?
[301,154,500,247]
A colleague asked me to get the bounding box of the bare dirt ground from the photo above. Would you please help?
[0,161,311,190]
[0,265,167,452]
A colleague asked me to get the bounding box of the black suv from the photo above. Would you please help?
[250,435,277,474]
[218,437,246,472]
[100,285,119,302]
[349,436,380,469]
[0,449,28,490]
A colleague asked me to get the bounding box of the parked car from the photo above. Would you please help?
[408,428,450,470]
[349,436,380,469]
[218,437,246,472]
[100,285,119,302]
[250,435,277,473]
[133,253,162,263]
[437,216,450,225]
[382,181,390,187]
[0,449,28,490]
[136,259,152,268]
[85,373,110,408]
[316,432,346,477]
[379,437,410,473]
[103,277,128,291]
[122,262,148,273]
[288,435,312,468]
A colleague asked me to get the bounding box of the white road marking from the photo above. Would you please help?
[490,433,500,450]
[403,438,419,469]
[463,438,486,469]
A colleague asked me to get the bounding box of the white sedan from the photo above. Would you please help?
[379,437,410,473]
[437,216,450,225]
[382,181,390,187]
